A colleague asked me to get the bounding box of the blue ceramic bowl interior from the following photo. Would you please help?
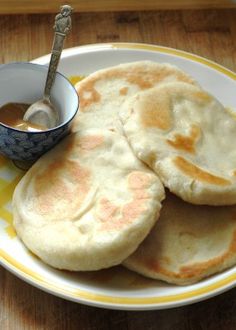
[0,62,79,162]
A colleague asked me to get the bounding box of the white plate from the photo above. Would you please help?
[1,43,236,311]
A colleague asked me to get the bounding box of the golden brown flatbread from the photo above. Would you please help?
[13,129,164,271]
[72,61,196,133]
[120,82,236,205]
[124,191,236,285]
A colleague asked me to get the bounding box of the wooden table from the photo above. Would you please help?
[1,9,236,329]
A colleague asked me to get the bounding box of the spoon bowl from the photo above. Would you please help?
[23,98,59,129]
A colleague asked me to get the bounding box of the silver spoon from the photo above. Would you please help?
[23,5,73,129]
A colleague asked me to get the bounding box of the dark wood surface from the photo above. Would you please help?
[1,9,236,329]
[1,0,236,14]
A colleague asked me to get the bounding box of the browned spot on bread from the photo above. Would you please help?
[99,172,151,230]
[119,87,128,95]
[121,200,146,223]
[193,90,212,103]
[77,64,196,110]
[98,197,147,231]
[76,79,101,109]
[97,198,118,223]
[142,259,170,276]
[35,159,91,216]
[128,171,151,189]
[128,171,151,200]
[167,125,201,153]
[136,230,236,282]
[126,67,194,90]
[140,93,172,130]
[233,170,236,177]
[78,135,104,150]
[179,230,236,278]
[174,156,231,185]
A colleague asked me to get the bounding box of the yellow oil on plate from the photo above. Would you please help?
[1,43,236,310]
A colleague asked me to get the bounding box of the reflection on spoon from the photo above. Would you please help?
[23,99,58,130]
[23,5,73,129]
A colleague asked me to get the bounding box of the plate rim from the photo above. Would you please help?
[1,42,236,310]
[32,42,236,81]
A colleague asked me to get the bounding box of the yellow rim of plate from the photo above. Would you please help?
[112,42,236,80]
[1,42,236,307]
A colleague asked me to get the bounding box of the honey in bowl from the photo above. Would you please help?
[0,75,84,133]
[0,103,47,132]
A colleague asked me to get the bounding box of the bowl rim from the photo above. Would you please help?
[0,61,79,134]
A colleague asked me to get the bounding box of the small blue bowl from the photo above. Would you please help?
[0,62,79,162]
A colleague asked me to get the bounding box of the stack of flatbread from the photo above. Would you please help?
[13,61,236,285]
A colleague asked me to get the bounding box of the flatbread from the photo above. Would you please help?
[72,61,197,133]
[120,82,236,205]
[13,129,164,271]
[123,191,236,285]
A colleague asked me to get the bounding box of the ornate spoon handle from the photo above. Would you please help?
[44,5,72,99]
